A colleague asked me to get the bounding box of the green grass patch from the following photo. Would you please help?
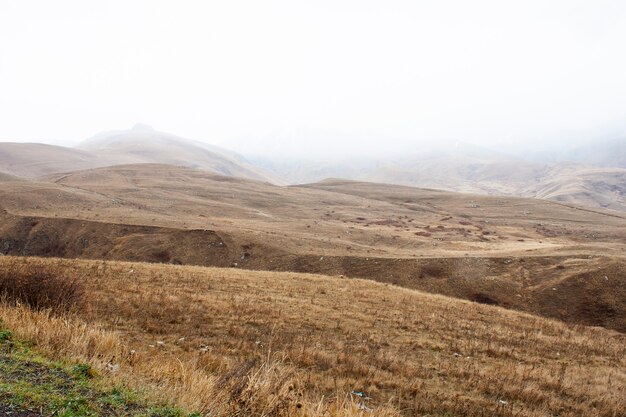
[0,321,198,417]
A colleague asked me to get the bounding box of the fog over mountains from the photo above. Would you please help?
[0,125,624,211]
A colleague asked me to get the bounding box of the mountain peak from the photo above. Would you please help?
[131,123,155,132]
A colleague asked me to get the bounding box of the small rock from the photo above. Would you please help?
[358,403,373,412]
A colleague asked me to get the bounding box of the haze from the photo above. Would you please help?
[1,0,626,158]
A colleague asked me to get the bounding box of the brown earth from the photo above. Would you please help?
[0,165,624,332]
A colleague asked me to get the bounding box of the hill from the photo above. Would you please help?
[78,124,281,183]
[258,140,626,211]
[2,129,623,210]
[0,125,280,183]
[0,142,110,178]
[0,256,624,416]
[0,172,23,182]
[529,165,626,211]
[0,164,624,331]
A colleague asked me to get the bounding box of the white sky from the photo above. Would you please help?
[1,0,626,157]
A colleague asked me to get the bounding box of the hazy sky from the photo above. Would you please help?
[1,0,626,157]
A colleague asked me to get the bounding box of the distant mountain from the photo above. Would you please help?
[0,142,111,178]
[260,139,626,211]
[78,124,282,183]
[0,171,23,182]
[556,137,626,168]
[361,147,550,195]
[2,127,624,211]
[529,165,626,211]
[0,125,281,184]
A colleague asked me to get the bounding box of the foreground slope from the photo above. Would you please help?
[0,256,624,417]
[0,329,193,416]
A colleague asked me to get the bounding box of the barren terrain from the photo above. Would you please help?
[0,164,624,332]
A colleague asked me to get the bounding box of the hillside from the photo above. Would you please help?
[1,130,624,210]
[0,172,23,182]
[0,164,624,332]
[258,140,626,211]
[78,124,282,183]
[0,126,280,183]
[529,165,626,211]
[361,154,547,196]
[1,256,624,417]
[0,142,111,178]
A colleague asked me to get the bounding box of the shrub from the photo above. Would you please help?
[0,260,84,314]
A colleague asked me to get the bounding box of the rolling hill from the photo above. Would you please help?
[1,129,624,210]
[258,141,626,211]
[0,164,624,332]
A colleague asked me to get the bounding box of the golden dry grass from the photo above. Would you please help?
[0,274,389,416]
[0,256,624,416]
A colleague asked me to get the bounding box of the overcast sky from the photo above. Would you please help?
[1,0,625,157]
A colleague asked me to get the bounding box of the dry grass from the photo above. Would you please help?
[0,299,394,417]
[0,256,625,416]
[2,164,625,333]
[0,258,84,314]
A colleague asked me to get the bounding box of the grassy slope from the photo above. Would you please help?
[0,326,197,417]
[1,256,624,417]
